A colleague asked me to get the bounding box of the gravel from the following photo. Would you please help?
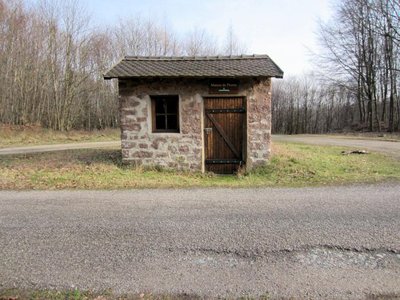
[1,184,400,299]
[0,141,119,155]
[273,135,400,160]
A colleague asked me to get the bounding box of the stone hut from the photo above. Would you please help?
[104,55,283,174]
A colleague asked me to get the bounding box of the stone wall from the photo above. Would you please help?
[119,78,206,171]
[118,77,272,172]
[245,78,272,169]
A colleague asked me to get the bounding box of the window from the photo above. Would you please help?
[151,95,180,133]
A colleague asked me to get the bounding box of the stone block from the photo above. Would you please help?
[179,145,190,153]
[131,151,153,158]
[122,141,137,149]
[122,123,141,132]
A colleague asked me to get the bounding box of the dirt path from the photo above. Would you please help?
[0,141,120,155]
[274,134,400,160]
[1,184,400,299]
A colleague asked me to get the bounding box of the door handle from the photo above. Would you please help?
[204,128,212,134]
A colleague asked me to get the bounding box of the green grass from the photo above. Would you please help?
[0,289,93,300]
[0,125,120,148]
[0,142,399,190]
[0,289,202,300]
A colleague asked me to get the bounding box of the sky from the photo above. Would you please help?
[27,0,335,76]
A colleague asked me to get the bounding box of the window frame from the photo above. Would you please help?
[151,95,180,133]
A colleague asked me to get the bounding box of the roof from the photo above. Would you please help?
[103,55,284,79]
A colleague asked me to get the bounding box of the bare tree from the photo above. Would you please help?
[272,75,358,134]
[0,1,248,131]
[184,28,218,56]
[316,0,399,132]
[223,24,247,55]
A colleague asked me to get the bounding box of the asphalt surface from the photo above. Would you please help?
[0,141,120,155]
[1,185,400,299]
[273,135,400,160]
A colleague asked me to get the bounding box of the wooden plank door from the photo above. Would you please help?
[204,97,245,174]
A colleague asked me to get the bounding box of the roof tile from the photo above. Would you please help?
[104,55,284,79]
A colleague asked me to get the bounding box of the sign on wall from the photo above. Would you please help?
[209,80,239,94]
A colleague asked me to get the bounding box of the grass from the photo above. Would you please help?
[0,125,120,148]
[1,289,397,300]
[0,289,202,300]
[0,289,272,300]
[0,142,399,190]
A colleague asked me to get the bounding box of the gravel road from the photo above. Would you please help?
[273,134,400,160]
[1,184,400,299]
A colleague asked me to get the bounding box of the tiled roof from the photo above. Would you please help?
[104,55,284,79]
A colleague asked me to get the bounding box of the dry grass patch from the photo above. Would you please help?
[0,125,120,148]
[0,142,399,190]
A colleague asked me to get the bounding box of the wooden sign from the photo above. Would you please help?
[209,80,239,94]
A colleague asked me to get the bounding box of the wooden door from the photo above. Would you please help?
[204,97,245,174]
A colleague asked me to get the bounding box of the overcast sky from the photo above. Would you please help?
[27,0,335,76]
[84,0,335,76]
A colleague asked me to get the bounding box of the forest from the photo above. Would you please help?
[273,0,400,134]
[0,0,399,133]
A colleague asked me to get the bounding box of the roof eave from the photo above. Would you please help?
[103,74,283,80]
[103,58,125,80]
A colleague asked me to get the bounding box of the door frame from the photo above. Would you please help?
[202,96,247,173]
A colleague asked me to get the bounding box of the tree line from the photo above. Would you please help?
[1,0,399,133]
[0,0,245,131]
[272,76,357,134]
[273,0,399,134]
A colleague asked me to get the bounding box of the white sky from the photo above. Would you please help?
[28,0,335,76]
